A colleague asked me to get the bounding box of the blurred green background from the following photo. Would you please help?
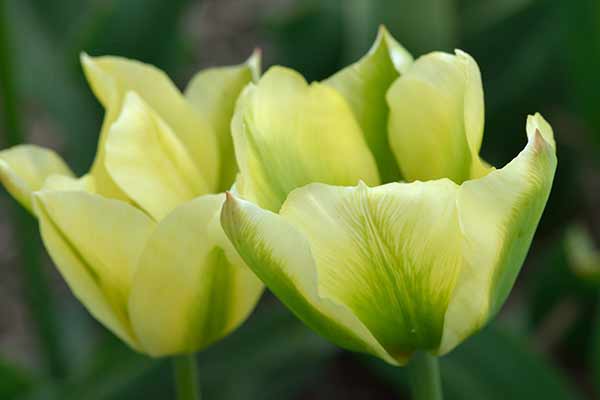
[0,0,599,398]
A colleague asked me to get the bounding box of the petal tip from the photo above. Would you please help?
[80,51,91,63]
[247,49,262,81]
[526,113,556,151]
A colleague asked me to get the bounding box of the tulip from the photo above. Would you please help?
[0,53,263,389]
[221,26,557,378]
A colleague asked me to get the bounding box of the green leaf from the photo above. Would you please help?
[0,359,35,399]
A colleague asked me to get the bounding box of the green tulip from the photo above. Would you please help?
[222,31,557,365]
[0,53,263,357]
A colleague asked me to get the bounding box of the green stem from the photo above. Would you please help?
[0,0,66,379]
[408,352,443,400]
[172,354,200,400]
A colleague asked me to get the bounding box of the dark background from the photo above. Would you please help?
[0,0,599,398]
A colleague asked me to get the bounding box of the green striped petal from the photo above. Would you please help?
[231,66,380,212]
[105,92,209,221]
[387,50,489,184]
[325,26,412,182]
[33,190,156,350]
[221,193,397,364]
[0,145,73,212]
[185,51,261,191]
[280,180,463,360]
[81,54,219,197]
[129,194,263,356]
[440,113,557,354]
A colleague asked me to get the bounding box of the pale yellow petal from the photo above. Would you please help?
[387,50,488,183]
[42,174,96,193]
[81,54,219,195]
[231,66,379,211]
[0,145,73,212]
[33,190,156,350]
[325,26,412,182]
[185,51,261,191]
[129,194,263,356]
[105,92,209,221]
[440,113,557,354]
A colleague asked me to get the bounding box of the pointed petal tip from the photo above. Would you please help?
[251,47,262,58]
[532,128,550,153]
[221,191,239,221]
[356,180,369,190]
[247,48,262,66]
[377,24,389,36]
[526,113,556,151]
[247,49,262,81]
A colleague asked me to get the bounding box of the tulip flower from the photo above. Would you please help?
[0,53,263,398]
[221,27,557,383]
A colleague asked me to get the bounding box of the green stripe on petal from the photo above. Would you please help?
[0,145,73,212]
[81,54,219,196]
[105,92,209,221]
[33,191,156,350]
[221,193,397,364]
[440,113,557,354]
[185,51,261,191]
[325,26,412,182]
[387,50,489,184]
[280,181,463,358]
[129,194,263,356]
[231,66,380,211]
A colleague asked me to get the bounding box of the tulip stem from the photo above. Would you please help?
[408,352,443,400]
[172,354,200,400]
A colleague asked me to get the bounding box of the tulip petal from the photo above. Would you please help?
[42,174,96,193]
[104,92,209,221]
[221,193,398,364]
[33,190,156,349]
[231,66,380,211]
[325,26,412,182]
[280,181,463,359]
[81,54,219,195]
[185,51,260,191]
[440,113,557,354]
[0,145,73,212]
[129,194,263,356]
[387,50,488,183]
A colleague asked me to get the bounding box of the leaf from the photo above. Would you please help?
[0,359,35,400]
